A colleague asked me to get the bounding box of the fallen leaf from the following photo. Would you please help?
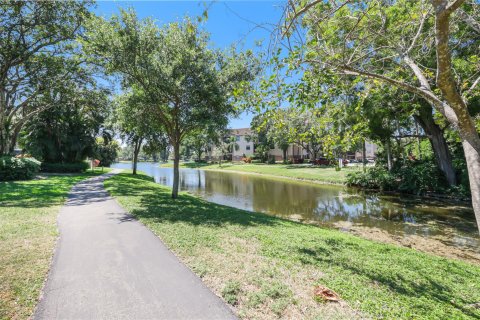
[313,285,341,302]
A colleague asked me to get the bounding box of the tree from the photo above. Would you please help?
[183,127,217,161]
[0,1,92,155]
[20,78,110,163]
[85,10,257,198]
[251,113,274,163]
[264,109,292,163]
[285,0,480,231]
[143,133,170,162]
[94,137,119,167]
[213,131,239,167]
[113,88,160,175]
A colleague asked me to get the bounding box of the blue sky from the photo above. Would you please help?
[94,1,285,128]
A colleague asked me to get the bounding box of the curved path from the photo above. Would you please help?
[35,170,236,320]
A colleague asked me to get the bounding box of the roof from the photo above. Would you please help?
[229,128,252,136]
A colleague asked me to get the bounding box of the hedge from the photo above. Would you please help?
[0,156,41,181]
[40,162,90,173]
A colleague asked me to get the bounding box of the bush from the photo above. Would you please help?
[346,166,397,190]
[41,162,89,173]
[0,156,41,181]
[267,156,276,164]
[347,160,448,195]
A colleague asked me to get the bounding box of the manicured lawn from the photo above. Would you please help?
[0,169,109,319]
[105,172,480,320]
[162,162,361,184]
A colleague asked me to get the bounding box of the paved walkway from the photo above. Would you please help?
[34,170,236,320]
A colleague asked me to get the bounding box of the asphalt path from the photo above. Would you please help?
[34,170,236,320]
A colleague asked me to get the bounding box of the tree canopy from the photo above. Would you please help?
[84,9,258,197]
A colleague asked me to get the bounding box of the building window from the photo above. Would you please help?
[246,145,251,151]
[236,135,240,142]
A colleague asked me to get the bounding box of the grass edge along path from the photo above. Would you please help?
[104,172,480,320]
[159,162,362,185]
[0,169,109,320]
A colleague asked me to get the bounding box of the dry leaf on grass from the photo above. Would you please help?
[313,285,341,302]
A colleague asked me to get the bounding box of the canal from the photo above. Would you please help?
[111,162,480,262]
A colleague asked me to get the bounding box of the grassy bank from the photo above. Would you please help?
[105,172,480,319]
[0,169,109,319]
[161,162,361,184]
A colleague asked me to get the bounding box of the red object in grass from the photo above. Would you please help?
[313,285,341,302]
[92,159,100,167]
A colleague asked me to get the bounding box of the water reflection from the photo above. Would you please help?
[112,162,479,253]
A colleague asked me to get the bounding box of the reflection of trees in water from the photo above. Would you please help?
[140,166,478,247]
[311,191,413,223]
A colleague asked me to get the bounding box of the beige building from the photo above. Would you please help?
[208,127,377,162]
[230,128,254,161]
[227,128,308,162]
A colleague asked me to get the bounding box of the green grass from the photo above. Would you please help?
[162,162,360,184]
[0,168,109,319]
[104,172,480,319]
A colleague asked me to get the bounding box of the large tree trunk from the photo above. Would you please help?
[282,148,287,163]
[432,0,480,232]
[414,102,457,186]
[461,133,480,232]
[172,141,180,199]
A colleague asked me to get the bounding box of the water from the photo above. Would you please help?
[111,162,480,255]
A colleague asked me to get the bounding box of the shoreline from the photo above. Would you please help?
[160,163,472,205]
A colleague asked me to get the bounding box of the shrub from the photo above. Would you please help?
[0,156,41,181]
[396,160,447,194]
[346,166,397,190]
[267,156,276,164]
[347,160,449,195]
[41,162,89,173]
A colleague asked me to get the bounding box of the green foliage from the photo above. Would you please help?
[85,10,258,196]
[346,167,396,190]
[0,1,93,155]
[395,160,447,194]
[21,85,110,163]
[93,138,119,167]
[347,160,449,194]
[183,127,218,161]
[0,156,41,181]
[40,162,89,173]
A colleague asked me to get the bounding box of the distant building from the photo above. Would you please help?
[230,128,254,161]
[207,128,308,162]
[346,141,378,161]
[207,128,377,162]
